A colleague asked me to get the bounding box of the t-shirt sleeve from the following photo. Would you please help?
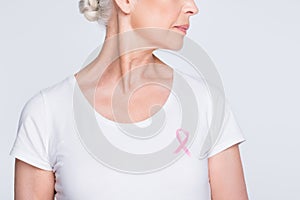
[207,99,246,158]
[9,90,53,171]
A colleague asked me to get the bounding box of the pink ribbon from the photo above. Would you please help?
[174,128,191,157]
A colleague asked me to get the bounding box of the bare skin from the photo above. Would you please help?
[13,0,248,199]
[14,159,55,200]
[208,144,249,200]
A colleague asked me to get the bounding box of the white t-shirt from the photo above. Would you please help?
[10,68,246,200]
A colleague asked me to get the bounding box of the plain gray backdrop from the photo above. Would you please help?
[1,0,299,199]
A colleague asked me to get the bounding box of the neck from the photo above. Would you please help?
[85,5,166,93]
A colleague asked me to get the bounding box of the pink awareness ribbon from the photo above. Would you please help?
[174,128,191,157]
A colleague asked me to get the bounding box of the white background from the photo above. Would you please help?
[1,0,299,199]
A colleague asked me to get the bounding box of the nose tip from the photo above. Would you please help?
[194,6,199,15]
[193,7,199,15]
[186,1,199,16]
[192,4,199,15]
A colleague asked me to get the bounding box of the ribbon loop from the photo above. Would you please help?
[174,128,191,157]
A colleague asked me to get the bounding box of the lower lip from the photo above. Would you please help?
[174,27,187,35]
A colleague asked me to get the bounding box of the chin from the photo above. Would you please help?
[154,28,185,51]
[161,29,185,51]
[128,27,185,51]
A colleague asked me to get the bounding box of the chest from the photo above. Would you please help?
[51,110,211,200]
[54,137,211,200]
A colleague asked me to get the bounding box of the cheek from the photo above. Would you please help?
[131,1,181,29]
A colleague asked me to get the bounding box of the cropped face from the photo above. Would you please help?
[126,0,199,50]
[130,0,199,35]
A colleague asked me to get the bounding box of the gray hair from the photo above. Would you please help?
[78,0,113,26]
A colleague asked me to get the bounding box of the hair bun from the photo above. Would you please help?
[79,0,112,25]
[79,0,100,22]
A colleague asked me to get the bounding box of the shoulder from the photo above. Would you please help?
[174,68,206,84]
[174,68,209,94]
[19,91,45,122]
[21,75,74,120]
[41,74,74,99]
[174,68,214,105]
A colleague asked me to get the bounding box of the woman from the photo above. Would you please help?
[10,0,249,199]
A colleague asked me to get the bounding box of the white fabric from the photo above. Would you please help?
[9,69,246,200]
